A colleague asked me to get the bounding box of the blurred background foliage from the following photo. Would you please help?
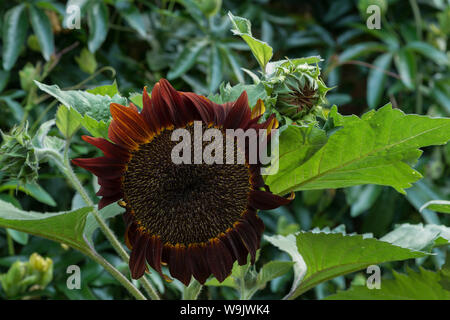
[0,0,449,299]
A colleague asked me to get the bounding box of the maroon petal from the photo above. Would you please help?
[206,239,233,282]
[187,244,210,284]
[235,220,258,263]
[223,91,251,129]
[81,136,130,162]
[146,235,163,274]
[129,235,149,279]
[168,244,192,286]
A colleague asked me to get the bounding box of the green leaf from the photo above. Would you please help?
[209,82,267,107]
[83,202,123,247]
[208,43,223,93]
[381,223,450,251]
[345,185,383,217]
[34,81,127,138]
[7,229,29,245]
[266,230,428,299]
[56,105,82,139]
[264,234,306,299]
[326,268,450,300]
[394,49,416,90]
[167,40,208,80]
[405,41,449,66]
[218,44,244,83]
[87,2,109,52]
[420,200,450,214]
[338,42,387,62]
[257,261,294,288]
[228,12,273,71]
[0,181,57,207]
[86,81,120,97]
[2,4,29,70]
[264,125,328,181]
[115,1,146,37]
[0,70,10,93]
[405,180,441,224]
[128,93,143,109]
[367,53,392,109]
[29,5,55,61]
[267,105,450,196]
[0,199,92,253]
[75,48,97,75]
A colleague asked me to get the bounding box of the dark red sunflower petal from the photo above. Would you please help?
[141,86,161,133]
[167,244,192,286]
[249,190,295,210]
[182,92,214,124]
[124,223,139,250]
[187,243,210,284]
[223,91,251,129]
[222,231,249,266]
[235,220,258,263]
[72,157,125,179]
[81,136,130,162]
[146,235,163,274]
[206,239,233,282]
[110,103,152,144]
[98,194,123,210]
[151,79,181,128]
[129,235,149,279]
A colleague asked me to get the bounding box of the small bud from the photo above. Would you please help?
[19,63,40,92]
[271,62,329,122]
[29,253,52,273]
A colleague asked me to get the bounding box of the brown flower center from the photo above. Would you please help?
[122,123,252,245]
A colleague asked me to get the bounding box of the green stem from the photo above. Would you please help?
[51,142,161,300]
[409,0,423,41]
[6,230,14,255]
[239,272,246,300]
[83,248,147,300]
[183,279,203,300]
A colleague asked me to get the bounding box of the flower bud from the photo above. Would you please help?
[0,123,39,185]
[271,62,329,122]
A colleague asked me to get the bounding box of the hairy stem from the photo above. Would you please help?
[183,279,203,300]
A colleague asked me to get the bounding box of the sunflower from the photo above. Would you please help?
[72,79,293,285]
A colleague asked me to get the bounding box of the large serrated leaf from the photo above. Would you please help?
[35,81,127,138]
[326,268,450,300]
[266,229,428,299]
[267,104,450,196]
[0,199,92,253]
[381,223,450,251]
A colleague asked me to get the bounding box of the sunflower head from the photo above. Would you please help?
[73,79,293,285]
